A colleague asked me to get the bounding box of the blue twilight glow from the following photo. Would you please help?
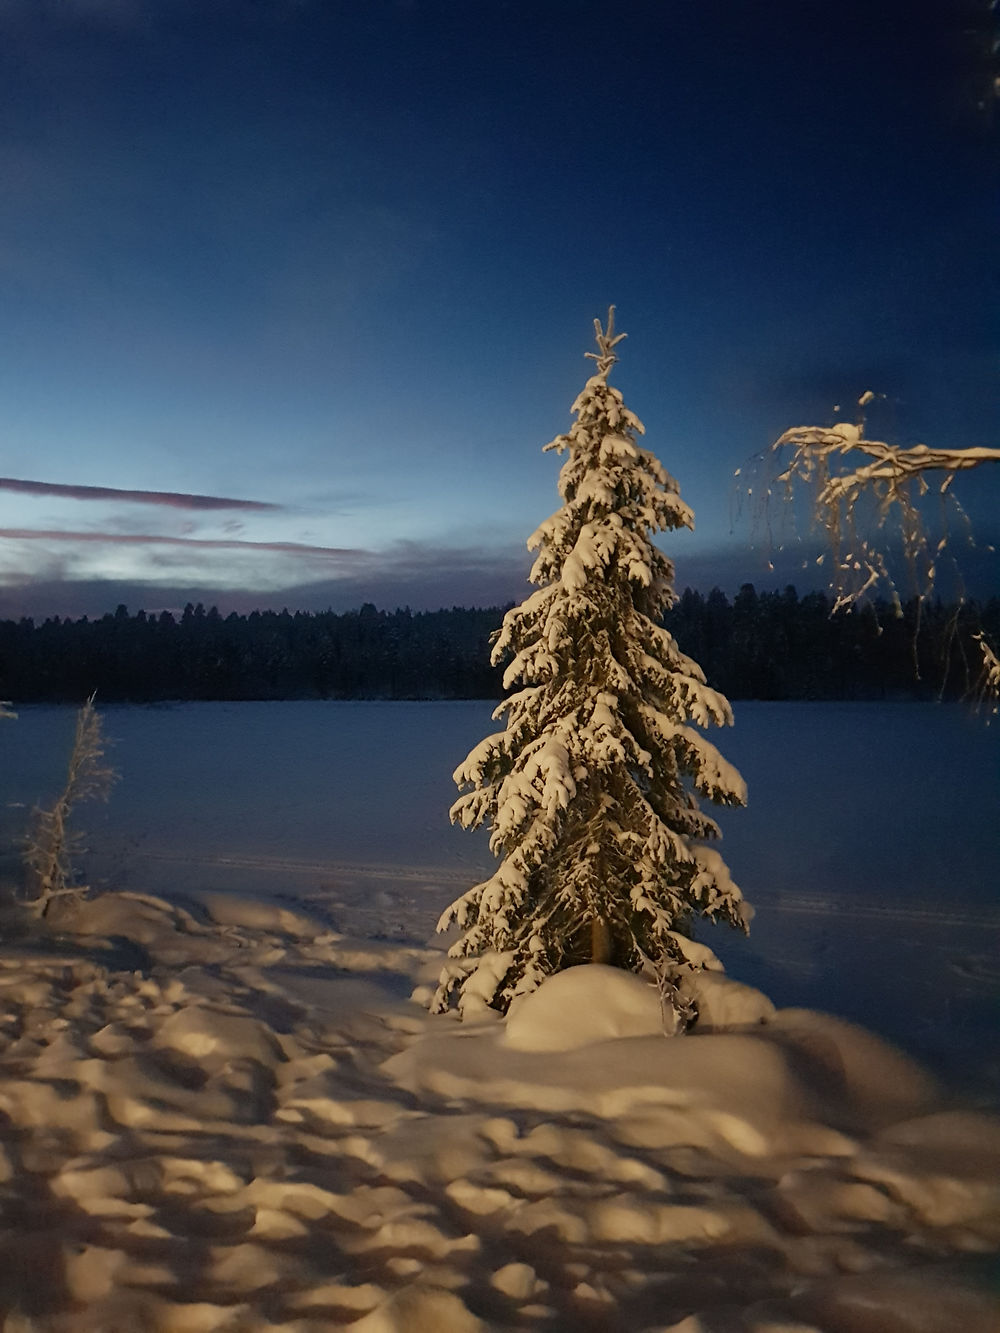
[0,0,997,618]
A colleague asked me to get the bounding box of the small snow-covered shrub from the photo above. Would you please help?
[435,311,750,1020]
[24,695,117,918]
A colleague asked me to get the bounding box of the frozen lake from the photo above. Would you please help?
[3,699,998,1085]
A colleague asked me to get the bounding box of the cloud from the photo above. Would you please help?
[3,522,996,625]
[0,531,881,623]
[0,527,371,599]
[0,477,281,511]
[0,527,364,561]
[260,541,535,614]
[0,528,851,622]
[0,539,534,620]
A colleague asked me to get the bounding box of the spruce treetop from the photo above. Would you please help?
[583,305,627,376]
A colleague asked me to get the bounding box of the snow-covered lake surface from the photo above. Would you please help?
[0,700,998,1331]
[3,699,996,1077]
[5,697,997,893]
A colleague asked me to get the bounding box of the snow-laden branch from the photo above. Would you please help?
[774,420,1000,511]
[763,399,1000,698]
[973,633,1000,716]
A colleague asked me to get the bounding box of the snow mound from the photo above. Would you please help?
[352,1283,486,1332]
[768,1008,940,1130]
[191,889,326,938]
[387,1020,820,1132]
[152,1005,283,1070]
[680,968,777,1030]
[391,990,940,1137]
[504,962,775,1052]
[504,963,672,1050]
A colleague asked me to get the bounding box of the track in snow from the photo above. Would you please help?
[112,848,1000,930]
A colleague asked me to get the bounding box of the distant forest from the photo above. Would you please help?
[1,587,997,704]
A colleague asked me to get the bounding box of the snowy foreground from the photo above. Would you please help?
[0,885,998,1333]
[0,701,997,1329]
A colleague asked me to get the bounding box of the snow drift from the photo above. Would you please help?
[0,888,995,1332]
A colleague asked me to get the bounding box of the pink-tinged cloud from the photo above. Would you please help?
[0,477,281,511]
[0,529,363,558]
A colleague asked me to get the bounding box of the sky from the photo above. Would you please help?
[0,0,997,620]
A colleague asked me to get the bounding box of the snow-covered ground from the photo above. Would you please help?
[0,700,997,1330]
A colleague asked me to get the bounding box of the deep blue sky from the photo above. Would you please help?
[1,0,997,619]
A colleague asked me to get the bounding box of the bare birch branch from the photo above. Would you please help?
[760,398,1000,698]
[24,695,117,918]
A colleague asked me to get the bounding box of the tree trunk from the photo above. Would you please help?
[590,916,612,965]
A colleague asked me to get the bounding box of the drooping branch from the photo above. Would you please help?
[774,420,1000,517]
[758,395,1000,699]
[770,417,999,600]
[973,634,1000,716]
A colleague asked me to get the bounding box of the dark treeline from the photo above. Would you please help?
[1,587,997,704]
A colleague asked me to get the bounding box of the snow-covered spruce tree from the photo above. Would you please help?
[433,310,750,1020]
